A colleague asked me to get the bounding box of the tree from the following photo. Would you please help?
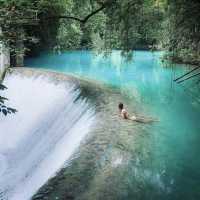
[2,0,199,64]
[52,0,164,54]
[162,0,200,64]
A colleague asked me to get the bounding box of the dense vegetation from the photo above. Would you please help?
[0,0,200,63]
[163,0,200,64]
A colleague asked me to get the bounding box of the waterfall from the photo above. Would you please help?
[0,73,95,200]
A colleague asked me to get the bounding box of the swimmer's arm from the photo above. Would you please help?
[130,116,159,123]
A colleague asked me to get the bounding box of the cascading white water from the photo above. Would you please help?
[0,72,95,200]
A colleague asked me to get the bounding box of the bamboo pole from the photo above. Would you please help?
[174,66,200,82]
[177,72,200,84]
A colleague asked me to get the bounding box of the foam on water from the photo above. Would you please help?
[0,73,95,200]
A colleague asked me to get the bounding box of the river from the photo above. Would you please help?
[6,50,200,199]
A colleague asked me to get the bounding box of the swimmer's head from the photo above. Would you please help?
[118,103,123,110]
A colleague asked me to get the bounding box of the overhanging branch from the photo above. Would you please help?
[49,3,107,24]
[0,1,113,25]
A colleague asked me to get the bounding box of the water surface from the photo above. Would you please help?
[25,51,200,199]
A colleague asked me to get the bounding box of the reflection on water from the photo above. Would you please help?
[25,51,200,200]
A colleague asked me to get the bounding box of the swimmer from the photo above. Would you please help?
[118,102,158,123]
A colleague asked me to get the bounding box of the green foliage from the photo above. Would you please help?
[162,0,200,64]
[0,0,68,56]
[0,83,17,116]
[102,0,164,53]
[1,0,200,63]
[0,0,164,55]
[54,0,164,55]
[56,22,82,50]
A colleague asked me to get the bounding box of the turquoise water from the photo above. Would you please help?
[25,51,200,199]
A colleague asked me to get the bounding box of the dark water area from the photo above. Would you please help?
[25,50,200,200]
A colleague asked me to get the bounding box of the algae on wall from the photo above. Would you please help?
[0,28,10,78]
[0,44,10,79]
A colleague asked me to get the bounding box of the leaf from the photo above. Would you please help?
[7,107,18,113]
[0,96,8,101]
[0,99,5,103]
[0,84,7,90]
[2,109,7,116]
